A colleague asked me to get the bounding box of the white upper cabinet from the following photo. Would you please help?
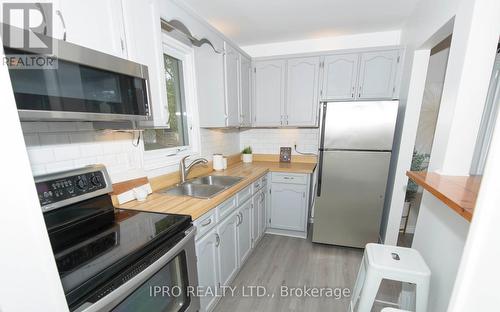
[57,0,127,57]
[239,56,252,127]
[286,56,321,126]
[121,0,168,127]
[321,54,359,101]
[357,50,400,99]
[253,60,286,126]
[197,42,250,128]
[224,43,241,127]
[196,44,226,127]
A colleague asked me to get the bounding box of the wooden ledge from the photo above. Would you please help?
[406,171,482,222]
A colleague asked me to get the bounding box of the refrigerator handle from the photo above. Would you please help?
[317,102,328,197]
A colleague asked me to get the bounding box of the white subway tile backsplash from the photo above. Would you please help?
[21,122,49,133]
[79,144,103,157]
[27,147,55,164]
[53,145,81,161]
[39,133,70,145]
[23,133,40,147]
[240,128,319,155]
[45,160,75,173]
[47,122,78,133]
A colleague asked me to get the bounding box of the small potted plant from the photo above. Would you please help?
[242,146,253,163]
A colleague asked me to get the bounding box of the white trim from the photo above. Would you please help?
[252,45,403,62]
[142,33,201,171]
[169,0,252,59]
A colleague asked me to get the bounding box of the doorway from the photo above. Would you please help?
[397,36,452,247]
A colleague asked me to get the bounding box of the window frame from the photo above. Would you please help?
[142,33,200,171]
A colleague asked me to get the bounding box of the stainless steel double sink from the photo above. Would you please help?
[160,175,243,199]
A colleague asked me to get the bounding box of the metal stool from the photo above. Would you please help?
[350,243,431,312]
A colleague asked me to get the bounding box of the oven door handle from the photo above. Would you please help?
[76,226,197,312]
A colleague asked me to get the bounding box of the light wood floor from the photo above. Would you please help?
[213,233,401,312]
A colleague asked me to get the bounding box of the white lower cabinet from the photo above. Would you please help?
[259,189,267,239]
[268,173,310,238]
[237,199,253,265]
[195,228,220,312]
[217,210,239,286]
[193,175,273,311]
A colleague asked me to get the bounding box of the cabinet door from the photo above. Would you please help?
[224,43,240,127]
[217,211,239,285]
[58,0,126,57]
[252,192,260,246]
[321,53,359,101]
[195,229,220,312]
[286,57,320,126]
[196,44,226,127]
[254,60,286,126]
[357,50,399,99]
[270,183,307,231]
[259,190,267,239]
[237,200,253,265]
[240,56,252,127]
[122,0,167,127]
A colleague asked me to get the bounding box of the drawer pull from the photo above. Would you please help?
[283,177,294,180]
[201,218,212,227]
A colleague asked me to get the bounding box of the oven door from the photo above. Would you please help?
[75,227,199,312]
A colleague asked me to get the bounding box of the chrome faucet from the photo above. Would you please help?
[180,155,208,183]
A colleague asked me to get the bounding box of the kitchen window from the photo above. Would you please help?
[142,33,200,172]
[143,53,190,151]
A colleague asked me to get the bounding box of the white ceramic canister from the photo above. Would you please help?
[213,154,224,171]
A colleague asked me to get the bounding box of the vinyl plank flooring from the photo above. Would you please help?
[213,233,402,312]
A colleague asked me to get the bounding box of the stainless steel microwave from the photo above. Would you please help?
[4,35,151,126]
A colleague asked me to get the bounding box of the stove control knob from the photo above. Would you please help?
[76,178,87,190]
[91,175,101,186]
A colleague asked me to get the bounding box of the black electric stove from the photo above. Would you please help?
[35,165,192,310]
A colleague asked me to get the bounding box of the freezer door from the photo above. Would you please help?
[312,151,391,248]
[322,101,398,150]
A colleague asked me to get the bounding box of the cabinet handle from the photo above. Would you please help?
[201,218,212,227]
[215,233,220,247]
[236,213,241,226]
[56,10,67,41]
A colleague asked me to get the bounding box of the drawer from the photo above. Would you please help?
[194,209,216,239]
[216,196,237,221]
[272,172,307,185]
[253,176,265,193]
[237,185,252,206]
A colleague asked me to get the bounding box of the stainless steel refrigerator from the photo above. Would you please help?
[312,101,398,248]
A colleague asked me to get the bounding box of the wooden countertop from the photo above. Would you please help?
[406,171,482,222]
[116,161,316,220]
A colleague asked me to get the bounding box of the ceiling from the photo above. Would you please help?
[182,0,420,46]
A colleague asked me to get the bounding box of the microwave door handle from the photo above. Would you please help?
[78,227,197,312]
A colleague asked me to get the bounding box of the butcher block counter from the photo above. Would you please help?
[114,155,316,220]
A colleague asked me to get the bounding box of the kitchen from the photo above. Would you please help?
[1,0,500,312]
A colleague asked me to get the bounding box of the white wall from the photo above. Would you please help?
[242,30,401,57]
[240,128,318,155]
[381,0,500,311]
[0,47,68,312]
